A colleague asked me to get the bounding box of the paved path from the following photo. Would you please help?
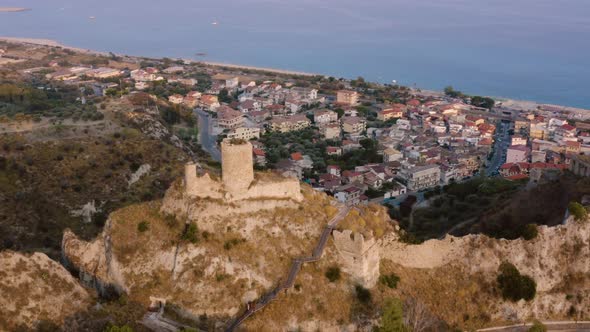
[478,321,590,332]
[225,206,350,332]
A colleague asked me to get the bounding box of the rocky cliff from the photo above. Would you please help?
[0,251,93,330]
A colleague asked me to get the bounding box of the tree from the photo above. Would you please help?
[355,284,372,304]
[137,220,149,233]
[497,262,536,301]
[528,320,547,332]
[325,266,341,282]
[218,88,232,103]
[182,223,199,243]
[379,273,400,289]
[103,325,133,332]
[568,201,587,222]
[380,298,408,332]
[521,223,538,240]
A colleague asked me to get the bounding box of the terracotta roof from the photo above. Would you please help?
[291,152,303,161]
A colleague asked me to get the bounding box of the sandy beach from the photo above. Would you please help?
[1,36,588,114]
[0,7,30,12]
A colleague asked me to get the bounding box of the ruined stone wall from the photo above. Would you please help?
[240,177,303,202]
[221,140,254,194]
[332,229,380,288]
[184,163,224,200]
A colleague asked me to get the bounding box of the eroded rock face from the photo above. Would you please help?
[381,220,590,322]
[0,251,92,330]
[62,188,335,320]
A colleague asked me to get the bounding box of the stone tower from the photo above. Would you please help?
[332,229,380,288]
[221,139,254,194]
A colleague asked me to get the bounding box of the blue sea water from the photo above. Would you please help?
[1,0,589,108]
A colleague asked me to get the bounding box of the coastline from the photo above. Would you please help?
[1,36,588,113]
[0,7,30,13]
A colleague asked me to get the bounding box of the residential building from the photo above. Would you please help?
[217,108,244,129]
[314,109,338,126]
[322,123,341,140]
[335,186,362,206]
[342,116,366,135]
[511,135,527,146]
[227,127,260,140]
[377,105,404,121]
[383,148,402,162]
[404,165,441,191]
[336,90,359,106]
[199,95,220,111]
[506,145,529,163]
[269,114,311,133]
[168,94,184,104]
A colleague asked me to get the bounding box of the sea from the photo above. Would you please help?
[1,0,589,108]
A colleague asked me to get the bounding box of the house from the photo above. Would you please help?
[322,123,341,140]
[363,172,383,189]
[225,77,239,89]
[163,66,185,74]
[227,127,260,141]
[342,140,362,152]
[341,117,366,135]
[290,87,318,100]
[326,146,342,156]
[327,165,341,177]
[187,91,202,99]
[334,186,362,206]
[377,105,404,121]
[314,109,338,126]
[217,107,244,129]
[131,69,159,82]
[383,148,403,162]
[336,90,359,106]
[269,114,311,133]
[168,94,184,104]
[291,152,314,169]
[384,181,407,199]
[403,165,441,191]
[183,96,199,108]
[285,99,306,113]
[238,99,261,113]
[511,135,527,146]
[252,148,266,166]
[134,81,149,90]
[506,145,529,163]
[199,95,220,111]
[342,170,364,184]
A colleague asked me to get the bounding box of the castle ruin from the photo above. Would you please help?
[184,139,303,202]
[332,229,380,288]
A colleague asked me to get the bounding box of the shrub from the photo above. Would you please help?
[137,220,149,233]
[528,320,547,332]
[379,273,400,289]
[355,284,372,304]
[497,262,536,301]
[521,223,538,240]
[568,202,587,222]
[182,223,199,243]
[103,325,133,332]
[325,266,341,282]
[380,298,409,332]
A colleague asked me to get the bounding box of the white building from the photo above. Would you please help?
[226,127,261,141]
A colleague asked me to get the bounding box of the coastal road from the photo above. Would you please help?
[195,108,221,162]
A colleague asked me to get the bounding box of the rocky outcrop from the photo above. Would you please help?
[0,251,92,330]
[381,220,590,322]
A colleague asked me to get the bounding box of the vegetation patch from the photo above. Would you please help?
[497,262,536,302]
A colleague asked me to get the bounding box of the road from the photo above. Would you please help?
[195,108,221,162]
[225,205,351,332]
[478,321,590,332]
[486,121,511,175]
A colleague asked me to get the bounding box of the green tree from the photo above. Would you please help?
[568,201,587,222]
[182,223,199,243]
[380,298,409,332]
[355,284,372,304]
[528,320,547,332]
[218,88,232,103]
[379,273,400,289]
[497,262,536,301]
[137,220,149,233]
[521,223,538,240]
[103,325,133,332]
[325,266,341,282]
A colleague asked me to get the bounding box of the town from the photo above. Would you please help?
[3,40,590,212]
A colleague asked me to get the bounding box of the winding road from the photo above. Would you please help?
[225,205,350,331]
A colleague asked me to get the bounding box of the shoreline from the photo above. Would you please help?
[1,36,588,113]
[0,7,30,13]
